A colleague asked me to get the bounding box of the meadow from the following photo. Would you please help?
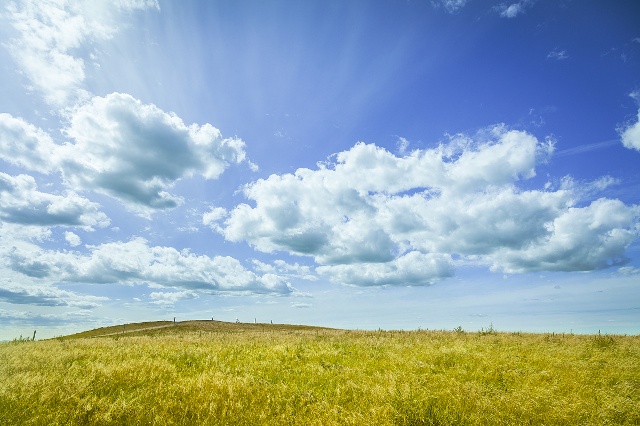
[1,320,638,425]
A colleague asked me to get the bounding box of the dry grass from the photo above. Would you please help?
[1,321,638,425]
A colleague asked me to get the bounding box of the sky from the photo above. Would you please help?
[1,0,639,340]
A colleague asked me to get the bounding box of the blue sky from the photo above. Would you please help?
[1,0,639,340]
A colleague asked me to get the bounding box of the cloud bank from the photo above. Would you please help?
[3,237,292,295]
[208,126,639,286]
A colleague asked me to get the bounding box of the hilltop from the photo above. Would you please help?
[62,319,339,339]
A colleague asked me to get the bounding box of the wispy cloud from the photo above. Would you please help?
[396,137,410,155]
[432,0,468,14]
[291,302,312,309]
[618,266,640,275]
[149,290,199,307]
[554,139,619,158]
[2,0,159,108]
[547,48,569,60]
[496,1,534,19]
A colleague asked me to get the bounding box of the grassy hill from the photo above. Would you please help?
[1,321,638,425]
[62,319,336,339]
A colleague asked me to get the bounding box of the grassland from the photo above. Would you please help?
[1,321,638,425]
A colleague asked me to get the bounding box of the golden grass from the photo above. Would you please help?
[1,321,638,425]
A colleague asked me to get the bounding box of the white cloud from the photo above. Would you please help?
[433,0,468,14]
[203,207,228,232]
[0,95,249,213]
[59,93,247,211]
[291,302,312,308]
[488,198,639,273]
[0,307,103,328]
[222,127,553,257]
[3,237,293,294]
[251,259,318,281]
[0,283,103,309]
[64,231,81,247]
[396,136,410,155]
[317,251,454,286]
[219,126,639,286]
[2,0,159,107]
[497,1,533,18]
[0,113,59,174]
[149,290,198,306]
[618,266,640,275]
[554,139,618,158]
[0,172,109,228]
[619,109,640,151]
[547,49,569,60]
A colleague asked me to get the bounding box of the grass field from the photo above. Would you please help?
[1,320,638,425]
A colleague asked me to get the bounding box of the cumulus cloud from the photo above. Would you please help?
[0,95,248,213]
[58,93,247,211]
[65,231,81,247]
[213,126,639,286]
[2,0,158,107]
[4,237,293,294]
[0,172,109,228]
[619,109,640,152]
[488,198,639,273]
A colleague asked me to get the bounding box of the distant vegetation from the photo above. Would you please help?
[1,321,638,425]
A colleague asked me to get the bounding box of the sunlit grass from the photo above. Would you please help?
[1,321,638,425]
